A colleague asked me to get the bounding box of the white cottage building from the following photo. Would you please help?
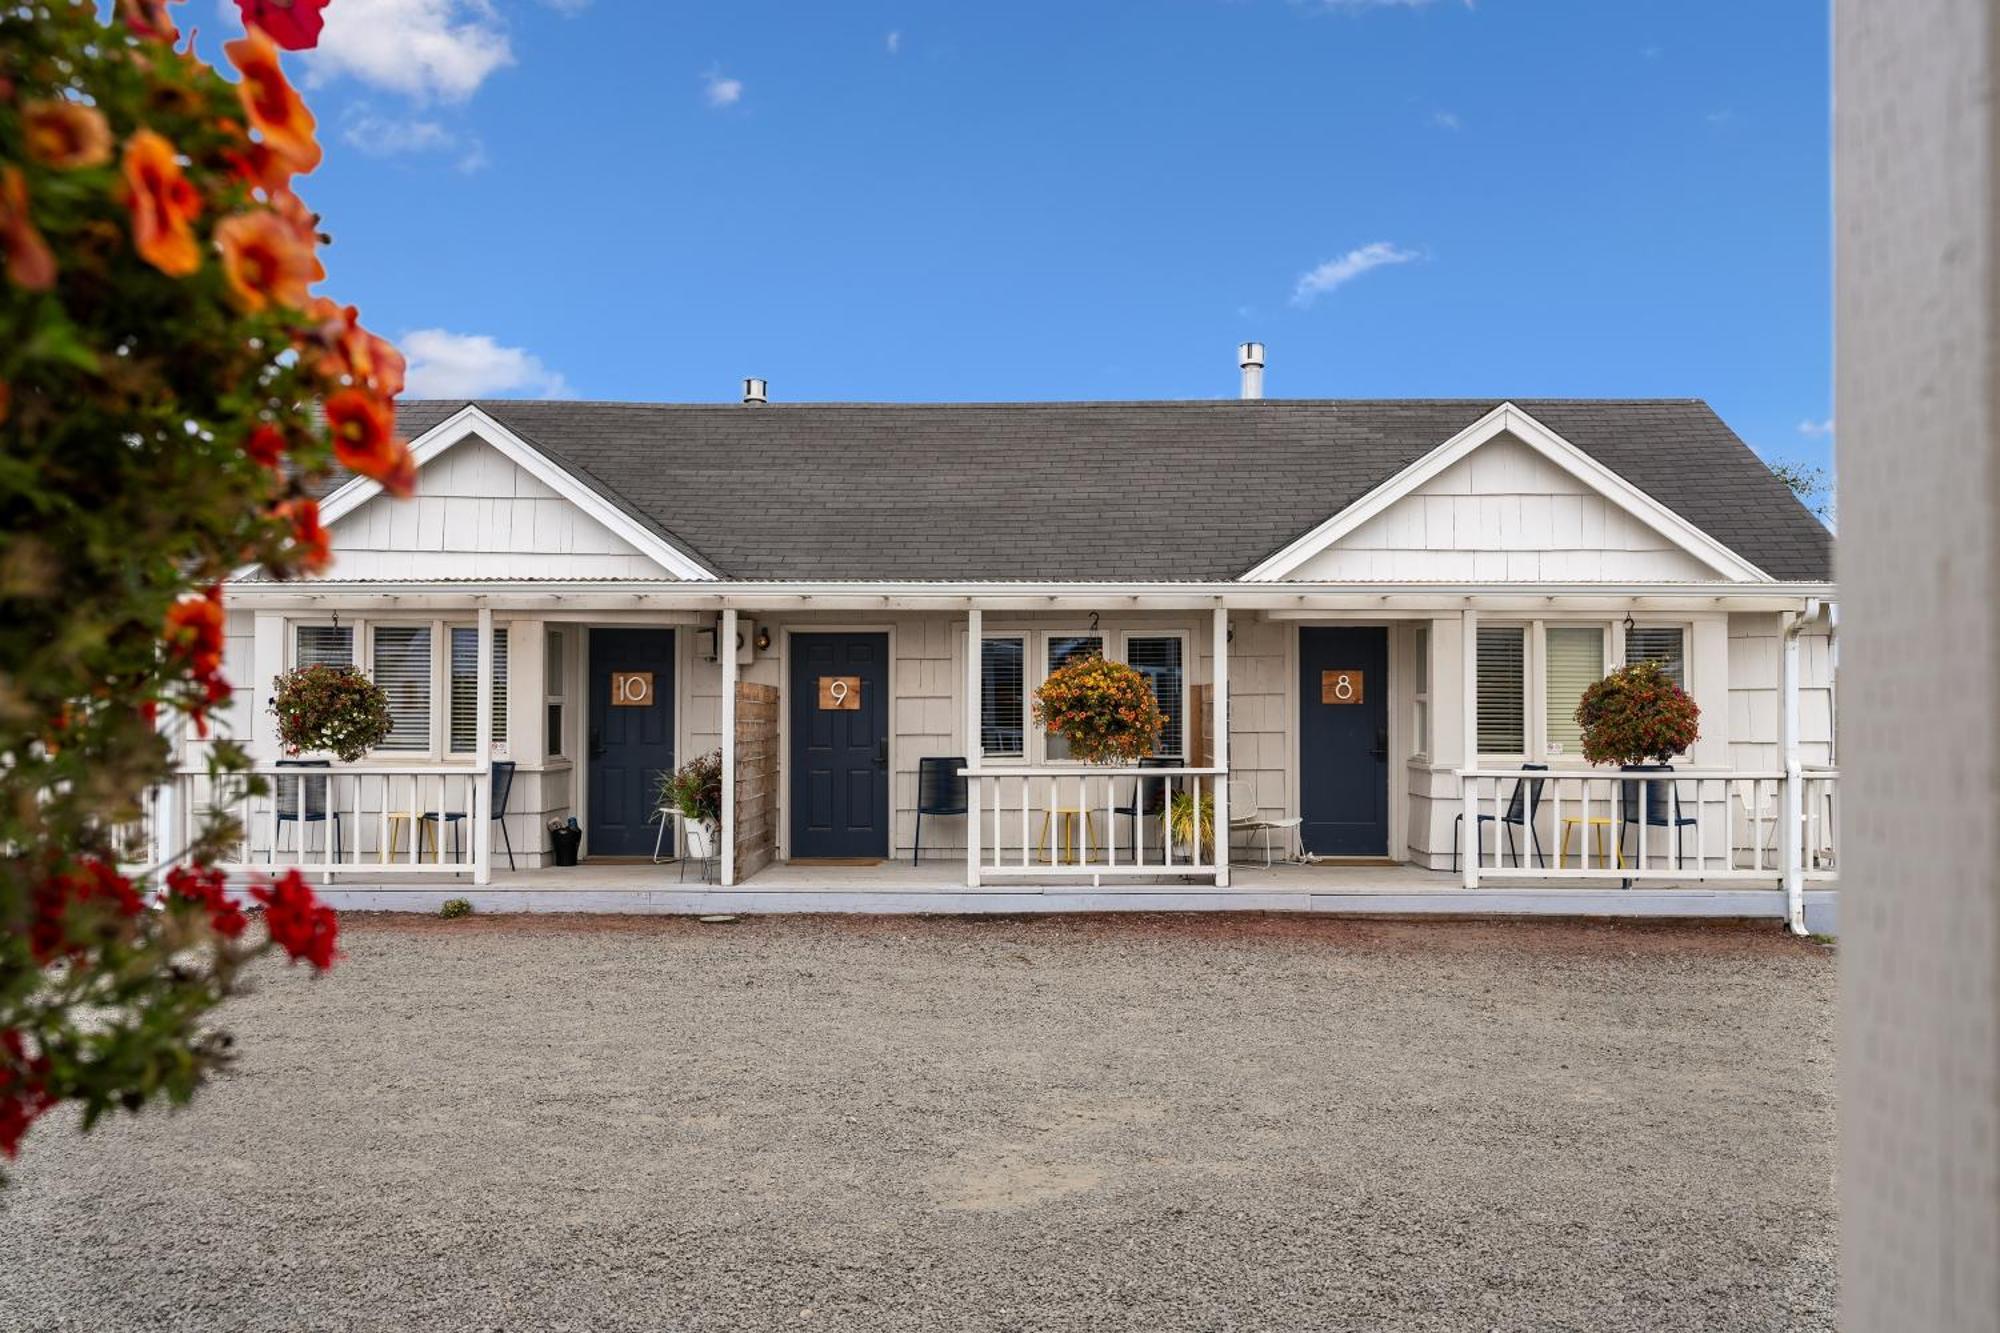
[169,352,1837,929]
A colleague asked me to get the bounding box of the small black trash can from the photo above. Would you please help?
[549,825,582,866]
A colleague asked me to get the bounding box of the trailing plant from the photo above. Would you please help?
[1032,652,1165,764]
[1575,660,1701,766]
[1168,788,1214,852]
[0,0,409,1173]
[659,751,724,828]
[270,663,391,762]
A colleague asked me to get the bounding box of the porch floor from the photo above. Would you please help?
[273,856,1837,932]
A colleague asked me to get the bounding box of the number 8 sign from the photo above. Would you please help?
[1320,670,1365,705]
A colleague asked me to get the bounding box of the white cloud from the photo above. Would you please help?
[305,0,513,102]
[342,107,487,171]
[886,30,902,54]
[1798,417,1834,438]
[1431,109,1461,130]
[401,330,572,399]
[1290,242,1420,306]
[703,69,744,108]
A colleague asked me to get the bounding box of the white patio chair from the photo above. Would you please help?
[1226,780,1302,867]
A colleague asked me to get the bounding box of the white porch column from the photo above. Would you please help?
[965,605,982,888]
[721,608,737,888]
[472,605,494,885]
[1778,607,1806,934]
[1460,606,1479,888]
[1213,605,1230,889]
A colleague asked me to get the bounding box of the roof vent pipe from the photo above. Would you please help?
[742,377,768,405]
[1237,342,1265,400]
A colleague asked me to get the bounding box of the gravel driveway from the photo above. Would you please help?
[0,914,1835,1332]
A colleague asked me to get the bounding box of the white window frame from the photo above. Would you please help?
[1412,624,1431,762]
[545,628,567,762]
[1119,629,1191,761]
[446,622,509,758]
[977,631,1030,764]
[286,615,507,764]
[1475,622,1532,761]
[1471,617,1685,766]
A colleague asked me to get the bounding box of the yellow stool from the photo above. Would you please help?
[1557,817,1626,869]
[1035,807,1103,865]
[381,812,441,864]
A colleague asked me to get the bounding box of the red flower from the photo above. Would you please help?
[0,1029,56,1160]
[249,870,338,970]
[245,423,287,469]
[164,586,226,680]
[274,497,331,574]
[235,0,330,51]
[166,864,249,939]
[30,857,144,965]
[120,0,184,42]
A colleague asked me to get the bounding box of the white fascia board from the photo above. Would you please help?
[310,404,717,581]
[1238,402,1775,583]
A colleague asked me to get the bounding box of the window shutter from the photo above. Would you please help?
[371,625,432,752]
[1476,627,1526,754]
[295,625,353,669]
[1544,627,1604,757]
[1625,626,1686,687]
[980,637,1025,757]
[449,627,509,753]
[1126,636,1184,757]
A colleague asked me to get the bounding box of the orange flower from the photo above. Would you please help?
[215,209,322,312]
[304,299,405,396]
[23,101,112,170]
[119,0,182,42]
[275,497,331,573]
[323,388,414,495]
[120,130,202,277]
[163,587,227,681]
[0,167,56,291]
[225,26,321,176]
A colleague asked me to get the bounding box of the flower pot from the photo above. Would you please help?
[549,826,582,867]
[684,820,717,860]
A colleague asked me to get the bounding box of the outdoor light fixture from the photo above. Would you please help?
[754,625,772,653]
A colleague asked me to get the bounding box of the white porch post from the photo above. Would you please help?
[965,605,982,888]
[1460,606,1480,888]
[1213,605,1230,889]
[1779,606,1807,934]
[721,608,737,888]
[472,606,494,885]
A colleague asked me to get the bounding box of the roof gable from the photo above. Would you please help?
[1243,403,1770,582]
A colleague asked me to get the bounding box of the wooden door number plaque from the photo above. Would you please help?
[610,671,654,706]
[818,676,862,710]
[1320,670,1365,705]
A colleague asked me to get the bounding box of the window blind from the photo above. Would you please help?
[448,627,508,753]
[980,637,1025,757]
[545,630,565,759]
[1544,626,1603,757]
[1126,636,1184,757]
[371,625,431,752]
[295,625,353,669]
[1044,635,1104,761]
[1625,626,1686,687]
[1476,627,1527,754]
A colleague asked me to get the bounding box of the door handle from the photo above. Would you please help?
[590,729,604,759]
[1372,728,1388,761]
[875,738,888,767]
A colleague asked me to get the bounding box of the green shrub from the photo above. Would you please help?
[440,899,473,920]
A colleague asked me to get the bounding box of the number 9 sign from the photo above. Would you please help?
[1320,670,1365,705]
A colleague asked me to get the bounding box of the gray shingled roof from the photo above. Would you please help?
[385,398,1833,582]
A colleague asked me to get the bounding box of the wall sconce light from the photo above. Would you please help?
[754,625,772,653]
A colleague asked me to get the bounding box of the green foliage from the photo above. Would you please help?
[1576,660,1702,767]
[1768,460,1833,521]
[271,664,391,762]
[658,750,724,827]
[439,899,473,920]
[1169,789,1214,851]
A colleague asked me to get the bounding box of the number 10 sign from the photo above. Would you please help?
[611,671,654,707]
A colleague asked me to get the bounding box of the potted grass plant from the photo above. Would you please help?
[658,750,723,860]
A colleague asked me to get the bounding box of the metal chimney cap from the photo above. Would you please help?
[1237,341,1265,369]
[742,377,768,404]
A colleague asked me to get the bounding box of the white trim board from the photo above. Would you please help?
[310,404,716,582]
[1239,403,1775,584]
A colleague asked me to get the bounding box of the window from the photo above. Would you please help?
[295,624,353,669]
[1043,634,1105,761]
[1476,626,1527,755]
[980,636,1026,757]
[1625,625,1686,687]
[1124,635,1185,757]
[545,630,566,759]
[1412,625,1431,759]
[448,626,509,754]
[371,625,432,752]
[1544,626,1604,758]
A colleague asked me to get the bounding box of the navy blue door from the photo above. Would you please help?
[1298,626,1390,857]
[790,633,889,859]
[587,628,676,857]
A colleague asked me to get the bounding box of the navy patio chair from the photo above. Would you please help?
[1619,764,1698,869]
[913,756,968,865]
[1452,763,1549,872]
[1112,757,1180,860]
[421,760,519,871]
[273,758,341,863]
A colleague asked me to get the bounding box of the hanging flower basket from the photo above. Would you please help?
[1032,652,1165,764]
[1575,660,1701,766]
[269,664,393,762]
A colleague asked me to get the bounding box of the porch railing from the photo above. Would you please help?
[960,765,1227,886]
[1455,767,1839,886]
[161,762,490,882]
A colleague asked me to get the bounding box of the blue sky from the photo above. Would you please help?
[222,0,1831,474]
